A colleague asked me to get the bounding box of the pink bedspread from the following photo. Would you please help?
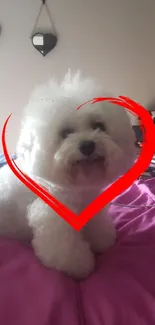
[1,179,155,325]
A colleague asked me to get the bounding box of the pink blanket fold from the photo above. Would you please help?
[1,178,155,325]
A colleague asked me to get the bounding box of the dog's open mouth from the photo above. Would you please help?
[70,156,106,180]
[75,156,105,167]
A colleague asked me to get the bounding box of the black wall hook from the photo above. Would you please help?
[30,0,58,56]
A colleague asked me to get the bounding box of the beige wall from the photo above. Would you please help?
[0,0,155,153]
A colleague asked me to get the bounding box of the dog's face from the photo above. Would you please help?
[17,74,136,190]
[46,100,136,189]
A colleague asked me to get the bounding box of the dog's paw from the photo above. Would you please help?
[65,245,95,279]
[92,225,116,254]
[32,235,95,280]
[91,227,116,254]
[84,214,117,254]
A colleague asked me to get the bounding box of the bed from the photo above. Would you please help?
[0,154,155,324]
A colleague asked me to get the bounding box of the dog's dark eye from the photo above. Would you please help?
[61,128,75,139]
[91,121,106,131]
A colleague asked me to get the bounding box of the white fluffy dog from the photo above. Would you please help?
[0,72,136,279]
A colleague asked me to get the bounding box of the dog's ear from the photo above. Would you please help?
[16,118,35,154]
[147,98,155,112]
[146,99,155,123]
[105,102,137,171]
[16,117,39,173]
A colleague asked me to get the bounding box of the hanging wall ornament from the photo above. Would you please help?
[30,0,58,57]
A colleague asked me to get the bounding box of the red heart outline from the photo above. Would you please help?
[2,96,155,231]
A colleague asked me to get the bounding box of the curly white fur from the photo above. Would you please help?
[0,71,136,279]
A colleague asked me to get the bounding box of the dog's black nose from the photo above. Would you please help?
[79,140,95,156]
